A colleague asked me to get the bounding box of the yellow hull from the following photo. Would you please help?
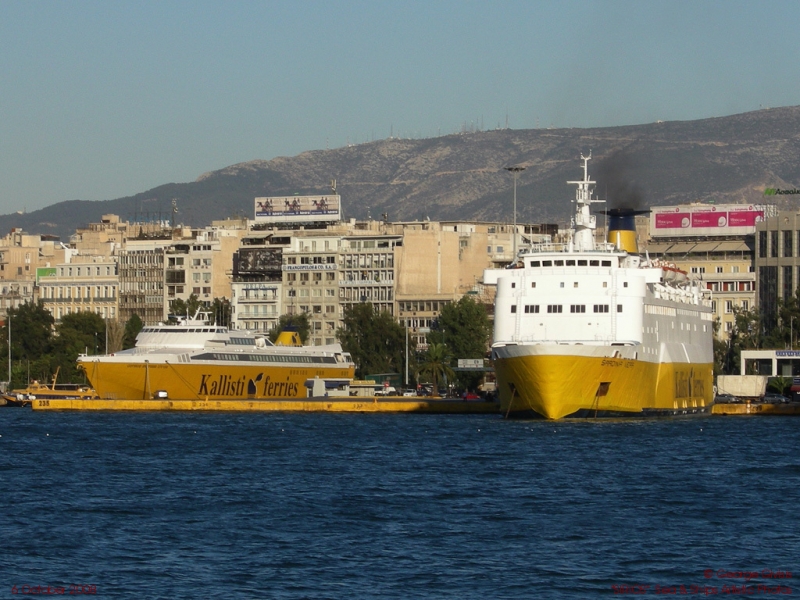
[79,359,355,401]
[31,397,499,414]
[495,354,713,419]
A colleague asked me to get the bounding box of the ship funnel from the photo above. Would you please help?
[597,209,649,254]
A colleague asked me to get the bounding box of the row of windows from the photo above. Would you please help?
[511,304,622,314]
[40,285,116,299]
[691,266,745,274]
[530,259,613,268]
[759,230,800,259]
[712,300,750,314]
[286,272,337,282]
[57,265,115,276]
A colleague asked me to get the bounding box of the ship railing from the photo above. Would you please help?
[523,241,621,254]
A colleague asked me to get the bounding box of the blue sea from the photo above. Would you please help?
[1,411,798,599]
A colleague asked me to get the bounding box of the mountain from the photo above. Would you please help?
[3,106,800,240]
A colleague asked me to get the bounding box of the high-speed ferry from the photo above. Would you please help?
[483,154,714,419]
[78,312,354,400]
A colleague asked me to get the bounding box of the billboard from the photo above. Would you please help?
[649,204,766,238]
[254,195,341,224]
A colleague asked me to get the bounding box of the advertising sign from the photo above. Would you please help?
[254,195,341,224]
[650,204,766,238]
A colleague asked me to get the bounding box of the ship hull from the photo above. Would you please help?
[79,359,355,401]
[494,348,713,420]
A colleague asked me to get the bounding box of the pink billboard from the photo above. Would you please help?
[650,204,766,237]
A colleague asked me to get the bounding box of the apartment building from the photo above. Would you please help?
[37,258,119,321]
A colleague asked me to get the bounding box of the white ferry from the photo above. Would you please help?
[483,154,714,419]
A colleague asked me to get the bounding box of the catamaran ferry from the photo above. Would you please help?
[483,154,714,419]
[78,313,355,400]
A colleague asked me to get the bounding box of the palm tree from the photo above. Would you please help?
[416,343,455,397]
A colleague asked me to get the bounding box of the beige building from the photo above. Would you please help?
[0,228,66,319]
[395,221,520,349]
[163,224,247,317]
[644,239,755,339]
[37,257,119,322]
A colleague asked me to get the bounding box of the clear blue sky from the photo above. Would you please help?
[1,0,798,213]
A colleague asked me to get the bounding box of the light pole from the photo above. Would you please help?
[405,322,409,388]
[505,166,526,261]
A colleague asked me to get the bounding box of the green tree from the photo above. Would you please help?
[416,343,455,396]
[52,312,107,382]
[269,313,311,344]
[336,303,404,379]
[210,297,232,328]
[123,314,144,350]
[4,301,54,362]
[427,295,491,388]
[720,307,764,375]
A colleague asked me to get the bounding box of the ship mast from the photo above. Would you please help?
[566,153,604,252]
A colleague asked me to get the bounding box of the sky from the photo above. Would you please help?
[1,0,799,214]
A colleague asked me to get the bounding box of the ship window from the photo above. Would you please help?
[602,261,611,267]
[511,305,517,313]
[566,260,576,266]
[554,260,564,266]
[524,305,539,313]
[573,282,578,288]
[542,260,552,267]
[547,305,563,313]
[593,304,609,313]
[530,261,540,267]
[511,282,516,288]
[531,282,536,288]
[623,282,628,288]
[560,282,564,288]
[578,260,587,266]
[570,305,586,313]
[603,282,608,288]
[617,305,623,312]
[590,260,599,266]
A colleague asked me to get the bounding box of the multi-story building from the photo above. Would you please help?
[0,228,66,319]
[37,257,119,322]
[396,220,519,350]
[754,210,800,331]
[117,241,169,326]
[163,225,246,317]
[230,231,287,333]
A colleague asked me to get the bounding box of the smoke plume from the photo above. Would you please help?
[595,149,646,210]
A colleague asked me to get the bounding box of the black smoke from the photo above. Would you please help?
[595,149,646,210]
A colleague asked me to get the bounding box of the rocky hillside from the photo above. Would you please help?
[3,106,800,239]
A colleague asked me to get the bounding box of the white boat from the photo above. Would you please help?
[483,154,714,419]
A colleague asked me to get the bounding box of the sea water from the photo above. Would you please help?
[1,411,797,598]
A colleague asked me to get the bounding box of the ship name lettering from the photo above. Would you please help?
[198,374,246,396]
[261,375,298,398]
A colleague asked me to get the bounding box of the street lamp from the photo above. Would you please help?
[505,166,526,261]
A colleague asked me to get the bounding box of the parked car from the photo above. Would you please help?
[763,393,791,404]
[714,393,742,404]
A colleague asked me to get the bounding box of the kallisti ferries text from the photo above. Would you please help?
[483,153,714,419]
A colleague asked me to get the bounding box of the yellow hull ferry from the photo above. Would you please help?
[483,154,714,419]
[77,313,355,401]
